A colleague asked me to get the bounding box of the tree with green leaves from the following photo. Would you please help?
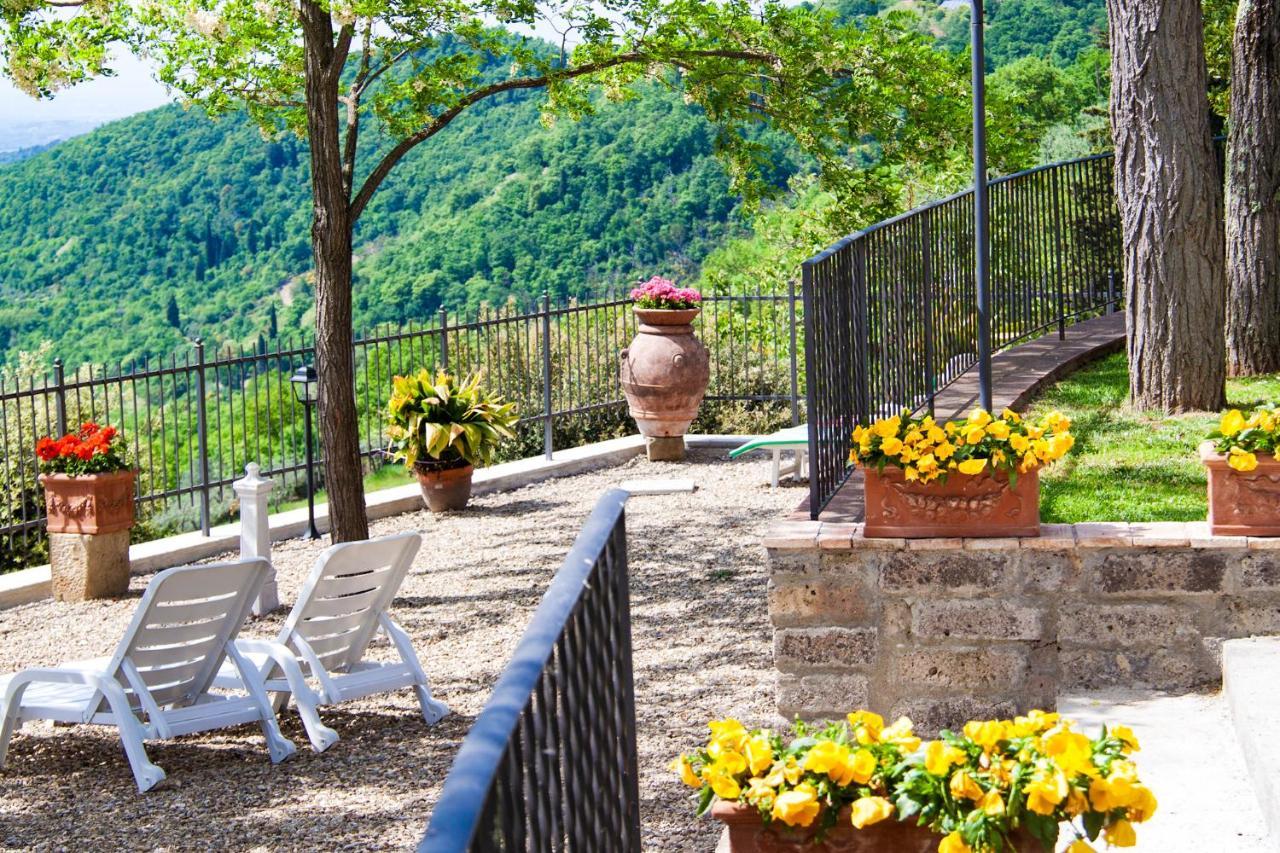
[2,0,966,541]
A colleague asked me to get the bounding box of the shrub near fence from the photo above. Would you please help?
[0,285,802,572]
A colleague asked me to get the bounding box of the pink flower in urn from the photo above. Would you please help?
[630,276,702,310]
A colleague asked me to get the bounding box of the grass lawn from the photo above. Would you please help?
[1024,352,1280,523]
[272,463,415,513]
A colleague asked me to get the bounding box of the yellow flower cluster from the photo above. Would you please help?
[850,408,1074,483]
[675,708,1154,853]
[1213,408,1280,472]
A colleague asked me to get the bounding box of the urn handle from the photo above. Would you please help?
[673,353,686,367]
[619,347,629,361]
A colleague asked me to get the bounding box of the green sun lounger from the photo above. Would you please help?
[729,425,809,489]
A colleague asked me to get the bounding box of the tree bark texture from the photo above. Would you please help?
[301,1,369,543]
[1108,0,1228,412]
[1226,0,1280,376]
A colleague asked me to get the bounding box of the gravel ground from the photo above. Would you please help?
[0,450,800,851]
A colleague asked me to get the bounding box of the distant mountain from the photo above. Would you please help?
[0,141,59,165]
[0,84,790,368]
[0,119,101,156]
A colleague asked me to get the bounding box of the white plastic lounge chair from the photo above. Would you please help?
[213,531,449,752]
[729,425,809,489]
[0,558,296,793]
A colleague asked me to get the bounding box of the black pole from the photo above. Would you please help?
[302,401,321,540]
[972,0,993,412]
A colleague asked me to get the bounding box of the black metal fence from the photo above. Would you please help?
[0,286,800,572]
[420,488,640,852]
[802,152,1123,518]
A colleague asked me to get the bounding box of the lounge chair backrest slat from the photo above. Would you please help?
[100,559,269,712]
[282,533,420,676]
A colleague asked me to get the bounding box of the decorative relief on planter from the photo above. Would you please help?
[864,466,1039,538]
[1202,442,1280,536]
[40,470,136,535]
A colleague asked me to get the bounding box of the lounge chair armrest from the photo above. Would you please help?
[2,666,136,726]
[378,613,430,685]
[229,639,318,704]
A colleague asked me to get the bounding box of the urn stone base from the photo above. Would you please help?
[49,530,131,601]
[646,435,686,462]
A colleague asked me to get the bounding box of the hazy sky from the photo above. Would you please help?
[1,51,172,124]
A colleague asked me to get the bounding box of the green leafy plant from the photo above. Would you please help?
[386,371,518,470]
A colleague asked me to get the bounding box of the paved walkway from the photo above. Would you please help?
[801,310,1126,522]
[1060,690,1271,852]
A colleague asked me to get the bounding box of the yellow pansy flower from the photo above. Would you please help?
[968,408,993,426]
[1127,785,1158,823]
[849,796,894,829]
[848,710,885,743]
[964,425,987,444]
[978,789,1005,816]
[1044,729,1094,776]
[938,830,973,853]
[1009,433,1030,453]
[745,777,777,808]
[949,768,983,801]
[963,719,1005,753]
[745,735,774,776]
[1111,725,1139,753]
[904,466,920,481]
[709,718,748,751]
[670,756,701,788]
[935,441,957,460]
[874,417,901,439]
[986,420,1011,440]
[1229,447,1259,471]
[1064,787,1088,817]
[705,768,740,800]
[1221,409,1247,436]
[707,746,747,776]
[1048,433,1075,458]
[772,783,821,827]
[802,740,847,776]
[957,458,987,476]
[1026,769,1069,815]
[1103,819,1137,848]
[1066,840,1096,853]
[1001,408,1022,422]
[924,740,967,776]
[881,716,921,751]
[881,436,904,456]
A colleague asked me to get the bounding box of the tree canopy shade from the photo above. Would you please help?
[2,0,971,542]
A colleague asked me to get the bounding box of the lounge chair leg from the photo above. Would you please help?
[292,696,340,753]
[0,710,19,768]
[413,683,450,725]
[771,448,781,491]
[112,710,167,793]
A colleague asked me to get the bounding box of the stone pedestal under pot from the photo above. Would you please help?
[619,308,710,461]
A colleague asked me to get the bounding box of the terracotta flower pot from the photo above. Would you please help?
[863,466,1040,538]
[39,469,136,535]
[619,308,710,439]
[711,802,1041,852]
[413,461,474,512]
[1201,441,1280,535]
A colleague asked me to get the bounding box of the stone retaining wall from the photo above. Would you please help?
[765,520,1280,732]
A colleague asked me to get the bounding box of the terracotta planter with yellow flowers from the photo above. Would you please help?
[676,709,1155,853]
[1201,406,1280,535]
[851,408,1074,539]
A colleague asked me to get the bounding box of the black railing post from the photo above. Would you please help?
[52,358,67,436]
[194,339,212,536]
[542,292,553,460]
[1108,269,1118,313]
[439,306,449,372]
[788,279,800,427]
[1050,167,1067,340]
[921,210,937,416]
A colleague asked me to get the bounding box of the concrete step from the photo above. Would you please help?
[1223,637,1280,850]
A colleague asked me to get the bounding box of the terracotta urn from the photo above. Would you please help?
[619,308,710,442]
[413,461,474,512]
[862,466,1040,538]
[1201,441,1280,535]
[39,469,136,535]
[711,802,1041,852]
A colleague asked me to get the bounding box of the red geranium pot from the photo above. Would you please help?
[1201,441,1280,536]
[711,802,1041,852]
[862,466,1040,538]
[39,469,136,535]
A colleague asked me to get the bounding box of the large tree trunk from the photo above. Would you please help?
[301,2,369,543]
[1108,0,1228,412]
[1226,0,1280,376]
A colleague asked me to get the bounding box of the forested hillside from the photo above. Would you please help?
[0,0,1107,369]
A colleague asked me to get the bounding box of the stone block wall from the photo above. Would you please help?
[766,520,1280,733]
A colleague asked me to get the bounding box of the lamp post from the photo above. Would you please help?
[971,0,994,412]
[290,364,322,540]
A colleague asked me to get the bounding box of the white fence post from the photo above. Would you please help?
[234,463,278,614]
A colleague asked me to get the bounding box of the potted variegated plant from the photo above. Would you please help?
[386,371,518,512]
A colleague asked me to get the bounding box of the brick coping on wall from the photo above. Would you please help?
[763,519,1280,552]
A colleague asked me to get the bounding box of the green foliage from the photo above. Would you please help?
[1027,352,1280,523]
[386,370,518,468]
